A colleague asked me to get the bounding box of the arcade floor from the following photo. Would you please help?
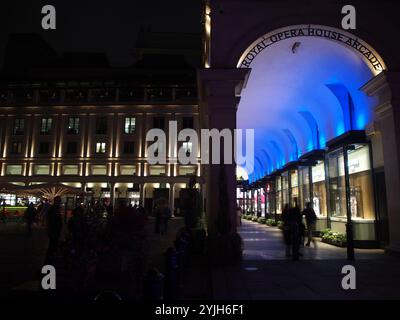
[211,220,400,299]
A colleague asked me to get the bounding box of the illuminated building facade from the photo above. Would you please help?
[0,34,202,214]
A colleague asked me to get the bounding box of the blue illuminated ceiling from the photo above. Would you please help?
[237,36,378,182]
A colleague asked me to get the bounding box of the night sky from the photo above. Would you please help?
[0,0,202,67]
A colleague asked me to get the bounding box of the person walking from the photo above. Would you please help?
[40,198,50,226]
[281,203,291,257]
[302,202,317,247]
[289,204,303,261]
[103,198,114,221]
[44,196,63,265]
[24,202,37,237]
[1,199,7,224]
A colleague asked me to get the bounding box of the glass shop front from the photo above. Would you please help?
[275,176,282,215]
[326,143,376,241]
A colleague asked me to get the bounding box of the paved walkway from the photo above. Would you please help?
[241,219,384,260]
[212,220,400,299]
[1,217,186,298]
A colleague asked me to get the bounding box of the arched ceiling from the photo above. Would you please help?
[237,35,378,182]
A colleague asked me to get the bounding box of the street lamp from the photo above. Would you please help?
[343,144,355,261]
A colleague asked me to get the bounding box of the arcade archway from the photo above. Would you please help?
[236,24,389,247]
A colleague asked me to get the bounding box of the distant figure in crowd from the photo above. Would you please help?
[302,202,317,247]
[44,196,63,265]
[103,198,114,221]
[67,204,88,257]
[1,199,7,224]
[24,202,37,237]
[94,200,106,219]
[138,204,146,216]
[281,203,291,257]
[153,200,171,236]
[109,200,148,249]
[282,202,304,260]
[289,203,303,261]
[39,198,50,226]
[237,206,243,227]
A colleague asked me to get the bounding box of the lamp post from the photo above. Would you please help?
[343,145,355,261]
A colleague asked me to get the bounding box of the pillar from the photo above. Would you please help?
[110,182,115,208]
[140,183,145,207]
[362,71,400,253]
[197,68,250,235]
[169,183,175,216]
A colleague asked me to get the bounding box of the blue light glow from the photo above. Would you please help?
[237,36,377,178]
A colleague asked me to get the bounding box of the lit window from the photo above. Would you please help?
[6,165,23,175]
[179,165,197,176]
[120,165,137,175]
[149,165,166,176]
[40,118,52,134]
[68,117,80,134]
[124,117,136,134]
[33,165,50,175]
[13,118,25,135]
[95,142,106,154]
[62,165,79,175]
[91,165,107,175]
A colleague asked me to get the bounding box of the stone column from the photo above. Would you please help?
[110,182,115,208]
[169,182,175,216]
[361,71,400,253]
[140,183,145,207]
[197,68,250,235]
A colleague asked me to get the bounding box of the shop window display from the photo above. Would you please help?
[299,166,310,210]
[326,144,374,220]
[282,172,289,207]
[275,176,282,214]
[290,170,299,207]
[312,161,327,216]
[347,144,375,220]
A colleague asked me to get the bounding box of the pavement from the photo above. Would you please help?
[211,220,400,300]
[0,217,191,299]
[2,218,399,300]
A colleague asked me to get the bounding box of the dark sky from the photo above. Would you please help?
[0,0,202,67]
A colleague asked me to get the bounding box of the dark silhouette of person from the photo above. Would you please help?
[302,202,317,247]
[289,204,303,261]
[67,204,88,257]
[103,198,114,221]
[44,196,63,265]
[281,203,291,257]
[1,199,7,224]
[25,202,37,237]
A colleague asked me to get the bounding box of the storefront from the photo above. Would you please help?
[280,162,299,208]
[325,131,377,245]
[265,178,275,217]
[275,173,282,216]
[299,150,328,231]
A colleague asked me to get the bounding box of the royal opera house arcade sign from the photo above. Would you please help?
[237,24,386,76]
